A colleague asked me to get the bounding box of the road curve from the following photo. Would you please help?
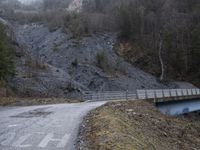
[0,101,106,150]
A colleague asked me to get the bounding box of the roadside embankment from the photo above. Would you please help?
[77,100,200,150]
[0,97,81,106]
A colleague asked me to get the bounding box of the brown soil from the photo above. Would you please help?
[78,100,200,150]
[0,97,81,106]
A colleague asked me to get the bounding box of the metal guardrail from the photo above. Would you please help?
[83,91,136,101]
[83,89,200,102]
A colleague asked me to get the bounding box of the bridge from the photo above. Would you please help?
[83,88,200,115]
[83,88,200,102]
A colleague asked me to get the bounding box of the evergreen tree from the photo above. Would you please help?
[0,23,14,81]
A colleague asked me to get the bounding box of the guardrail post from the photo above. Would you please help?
[195,89,198,95]
[125,90,128,101]
[175,89,178,100]
[136,90,138,99]
[154,90,157,103]
[169,89,171,97]
[181,89,184,96]
[162,89,164,98]
[145,90,147,99]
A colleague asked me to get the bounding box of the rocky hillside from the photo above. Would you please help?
[0,0,197,98]
[7,21,186,98]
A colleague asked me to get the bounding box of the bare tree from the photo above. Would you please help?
[158,33,164,81]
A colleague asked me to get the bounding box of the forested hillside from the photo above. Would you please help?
[82,0,200,85]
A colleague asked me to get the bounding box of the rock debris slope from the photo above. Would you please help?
[10,23,177,98]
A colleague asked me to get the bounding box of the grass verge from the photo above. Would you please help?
[0,97,81,106]
[77,100,200,150]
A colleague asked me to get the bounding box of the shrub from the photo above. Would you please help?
[25,57,47,71]
[63,12,89,38]
[71,58,78,67]
[96,51,109,71]
[115,57,123,68]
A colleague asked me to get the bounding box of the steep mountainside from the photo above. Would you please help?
[0,0,198,98]
[8,23,182,98]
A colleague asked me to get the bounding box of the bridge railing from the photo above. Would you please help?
[83,88,200,102]
[137,89,200,102]
[136,89,200,99]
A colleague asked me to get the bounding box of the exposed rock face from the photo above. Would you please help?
[8,23,181,98]
[68,0,83,12]
[18,0,39,5]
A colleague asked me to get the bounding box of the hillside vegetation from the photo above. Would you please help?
[0,23,14,83]
[83,0,200,85]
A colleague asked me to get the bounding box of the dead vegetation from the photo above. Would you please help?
[78,100,200,150]
[0,97,81,106]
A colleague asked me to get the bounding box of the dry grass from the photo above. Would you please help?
[80,100,200,150]
[0,97,81,106]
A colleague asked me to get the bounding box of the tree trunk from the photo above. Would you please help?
[158,35,164,81]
